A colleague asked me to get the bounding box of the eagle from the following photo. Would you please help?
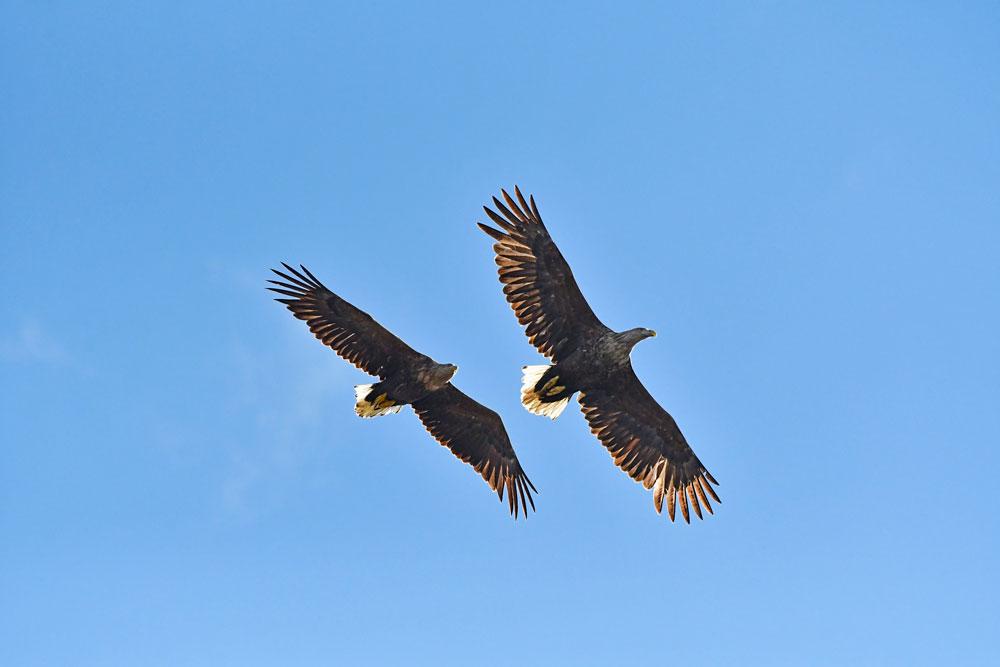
[267,263,536,518]
[477,188,719,522]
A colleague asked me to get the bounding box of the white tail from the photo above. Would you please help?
[354,384,402,418]
[520,364,570,419]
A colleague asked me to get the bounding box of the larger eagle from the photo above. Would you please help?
[268,263,536,518]
[478,188,719,522]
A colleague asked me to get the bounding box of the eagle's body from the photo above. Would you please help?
[555,329,655,385]
[268,263,536,518]
[355,358,456,418]
[521,329,653,415]
[479,188,719,522]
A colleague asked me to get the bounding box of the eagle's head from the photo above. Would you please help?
[433,363,459,383]
[424,362,459,391]
[620,327,657,350]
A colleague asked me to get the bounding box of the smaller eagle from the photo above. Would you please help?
[478,188,719,522]
[268,263,536,518]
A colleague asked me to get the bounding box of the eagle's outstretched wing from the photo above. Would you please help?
[412,384,537,519]
[478,187,610,361]
[578,366,720,522]
[268,263,430,379]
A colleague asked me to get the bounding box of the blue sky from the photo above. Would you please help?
[2,2,998,665]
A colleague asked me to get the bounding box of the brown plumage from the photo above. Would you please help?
[478,188,606,361]
[478,188,719,522]
[412,385,536,518]
[268,263,536,518]
[578,382,719,522]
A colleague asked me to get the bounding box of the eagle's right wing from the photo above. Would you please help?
[478,187,610,361]
[412,384,537,519]
[268,263,430,379]
[578,365,720,523]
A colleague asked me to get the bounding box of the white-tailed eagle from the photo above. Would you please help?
[478,189,718,522]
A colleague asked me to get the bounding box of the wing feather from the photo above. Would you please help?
[267,263,429,379]
[412,384,537,519]
[579,366,720,523]
[478,186,609,361]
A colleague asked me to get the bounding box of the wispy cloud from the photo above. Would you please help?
[0,318,69,364]
[200,260,359,520]
[146,261,364,522]
[217,338,348,518]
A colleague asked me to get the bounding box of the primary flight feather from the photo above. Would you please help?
[268,263,536,518]
[477,188,718,522]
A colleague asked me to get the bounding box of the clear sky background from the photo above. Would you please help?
[2,2,998,665]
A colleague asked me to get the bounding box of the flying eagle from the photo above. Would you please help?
[477,188,719,522]
[267,263,536,518]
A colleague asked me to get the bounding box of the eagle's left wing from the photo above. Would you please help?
[412,384,537,519]
[578,366,720,522]
[478,187,610,361]
[267,263,430,380]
